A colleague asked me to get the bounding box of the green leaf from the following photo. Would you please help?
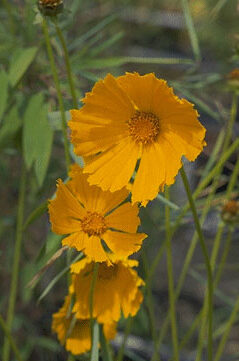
[48,110,71,131]
[37,253,83,301]
[91,321,99,361]
[9,47,38,87]
[156,194,179,210]
[0,70,8,122]
[0,106,22,149]
[23,94,44,168]
[34,104,54,187]
[23,201,48,231]
[23,94,54,186]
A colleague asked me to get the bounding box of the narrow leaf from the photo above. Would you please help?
[156,194,179,210]
[34,104,54,187]
[0,107,21,149]
[0,70,8,122]
[23,94,44,169]
[27,246,68,288]
[9,47,38,87]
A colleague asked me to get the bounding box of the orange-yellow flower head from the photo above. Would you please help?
[69,73,206,206]
[48,165,147,262]
[52,295,116,355]
[71,256,144,323]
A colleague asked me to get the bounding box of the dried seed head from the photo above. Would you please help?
[38,0,63,16]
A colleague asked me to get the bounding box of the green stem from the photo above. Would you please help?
[89,263,99,335]
[180,165,213,361]
[214,227,233,290]
[54,19,79,109]
[2,0,15,35]
[0,314,23,361]
[214,295,239,361]
[141,251,159,359]
[222,93,238,152]
[164,187,179,361]
[2,165,26,361]
[171,136,239,236]
[181,0,201,62]
[170,226,233,359]
[42,18,71,172]
[116,317,133,361]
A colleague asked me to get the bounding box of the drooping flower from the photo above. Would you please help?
[48,164,147,262]
[52,295,116,355]
[70,255,144,324]
[69,72,206,206]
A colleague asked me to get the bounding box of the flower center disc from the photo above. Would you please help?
[128,111,160,144]
[98,263,118,280]
[81,212,107,236]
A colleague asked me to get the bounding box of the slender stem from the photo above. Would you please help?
[0,314,23,361]
[164,187,179,361]
[116,317,133,361]
[222,93,237,152]
[2,0,15,35]
[2,165,26,361]
[141,250,159,359]
[89,263,99,335]
[180,165,213,361]
[181,0,201,62]
[214,227,233,289]
[54,19,79,109]
[42,17,71,172]
[214,295,239,361]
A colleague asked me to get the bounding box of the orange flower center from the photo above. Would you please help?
[81,211,107,236]
[127,111,160,144]
[98,263,118,280]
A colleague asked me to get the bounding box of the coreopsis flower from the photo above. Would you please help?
[69,72,206,206]
[38,0,63,16]
[52,295,116,355]
[70,255,144,323]
[48,165,147,262]
[221,199,239,224]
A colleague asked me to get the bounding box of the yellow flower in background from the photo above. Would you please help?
[69,72,206,206]
[52,295,116,355]
[48,165,147,262]
[70,255,144,324]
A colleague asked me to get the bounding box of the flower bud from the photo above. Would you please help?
[226,69,239,91]
[221,199,239,224]
[37,0,63,16]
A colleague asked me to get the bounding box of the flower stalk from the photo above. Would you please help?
[2,165,26,361]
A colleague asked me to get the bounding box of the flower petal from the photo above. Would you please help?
[49,180,86,234]
[102,230,147,258]
[117,72,162,111]
[131,142,166,205]
[85,137,140,192]
[106,202,140,233]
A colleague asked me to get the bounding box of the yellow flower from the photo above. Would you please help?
[69,72,206,206]
[71,255,144,324]
[52,295,116,355]
[48,165,147,262]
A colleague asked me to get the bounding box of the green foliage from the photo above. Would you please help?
[8,47,38,87]
[23,94,54,187]
[0,70,9,122]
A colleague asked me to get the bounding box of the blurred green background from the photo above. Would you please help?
[0,0,239,360]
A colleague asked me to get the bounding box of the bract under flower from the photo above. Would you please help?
[48,164,147,262]
[69,72,206,206]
